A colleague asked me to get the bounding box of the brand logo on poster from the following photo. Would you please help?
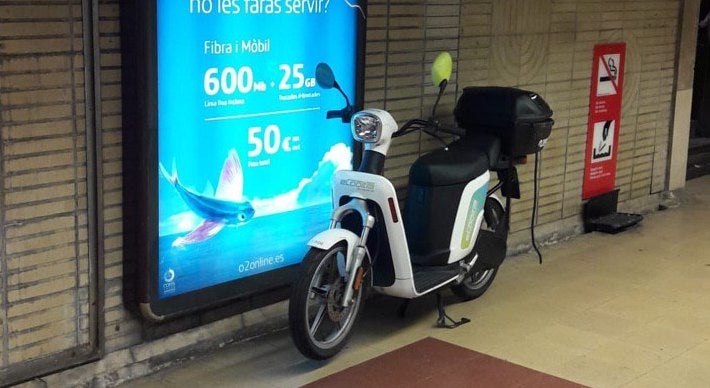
[163,268,176,294]
[164,268,176,282]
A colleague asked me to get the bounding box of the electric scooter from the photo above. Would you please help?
[288,53,554,359]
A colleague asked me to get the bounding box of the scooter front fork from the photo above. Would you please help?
[329,198,375,308]
[341,215,375,308]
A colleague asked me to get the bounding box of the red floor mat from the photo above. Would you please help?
[305,337,586,388]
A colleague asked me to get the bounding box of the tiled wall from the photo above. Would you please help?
[0,1,92,381]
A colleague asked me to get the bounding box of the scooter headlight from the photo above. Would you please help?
[351,112,382,143]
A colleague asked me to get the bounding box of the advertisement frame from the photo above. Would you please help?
[121,0,366,320]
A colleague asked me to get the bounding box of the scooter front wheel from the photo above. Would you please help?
[288,243,367,360]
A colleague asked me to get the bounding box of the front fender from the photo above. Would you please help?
[307,229,360,267]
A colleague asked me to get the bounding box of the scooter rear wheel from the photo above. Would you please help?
[451,267,499,300]
[289,243,367,360]
[451,197,505,300]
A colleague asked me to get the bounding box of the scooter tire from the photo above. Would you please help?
[288,244,367,360]
[450,267,499,301]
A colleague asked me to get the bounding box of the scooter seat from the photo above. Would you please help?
[409,139,491,186]
[457,133,502,171]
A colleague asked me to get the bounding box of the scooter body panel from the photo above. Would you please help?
[330,170,492,299]
[332,170,415,283]
[447,172,489,264]
[375,278,423,299]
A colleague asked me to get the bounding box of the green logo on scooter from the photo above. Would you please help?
[461,186,488,249]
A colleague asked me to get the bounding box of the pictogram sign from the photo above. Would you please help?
[583,43,626,199]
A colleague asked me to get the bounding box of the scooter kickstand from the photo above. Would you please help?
[397,299,410,318]
[435,292,470,329]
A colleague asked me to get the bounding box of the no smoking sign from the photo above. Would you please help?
[583,43,626,199]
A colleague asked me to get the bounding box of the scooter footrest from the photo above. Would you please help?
[412,265,459,294]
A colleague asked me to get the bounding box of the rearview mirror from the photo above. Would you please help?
[431,52,453,88]
[314,62,353,123]
[316,63,336,89]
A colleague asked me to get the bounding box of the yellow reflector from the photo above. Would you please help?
[431,52,453,87]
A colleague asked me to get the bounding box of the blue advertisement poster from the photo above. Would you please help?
[156,0,364,298]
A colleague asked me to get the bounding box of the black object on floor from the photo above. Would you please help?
[583,189,643,234]
[687,137,710,180]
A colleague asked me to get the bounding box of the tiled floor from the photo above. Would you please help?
[124,175,710,388]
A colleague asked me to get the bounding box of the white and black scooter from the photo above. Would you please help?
[289,53,553,359]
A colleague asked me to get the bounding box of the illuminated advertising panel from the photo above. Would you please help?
[123,0,365,319]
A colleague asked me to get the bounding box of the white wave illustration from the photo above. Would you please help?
[250,142,353,216]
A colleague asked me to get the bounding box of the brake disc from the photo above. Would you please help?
[326,278,348,322]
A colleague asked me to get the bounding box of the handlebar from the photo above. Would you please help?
[394,118,466,139]
[438,125,466,137]
[326,106,353,123]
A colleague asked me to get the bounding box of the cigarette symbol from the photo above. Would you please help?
[600,58,618,82]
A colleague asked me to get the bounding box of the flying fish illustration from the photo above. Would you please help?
[160,149,255,247]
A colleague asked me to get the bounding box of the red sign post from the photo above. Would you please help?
[582,43,626,199]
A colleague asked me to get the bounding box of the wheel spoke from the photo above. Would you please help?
[323,315,344,343]
[312,271,324,289]
[309,304,327,337]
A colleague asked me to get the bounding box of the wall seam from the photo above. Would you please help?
[0,25,9,369]
[539,0,554,221]
[82,0,106,357]
[455,0,463,100]
[561,1,579,218]
[663,0,689,192]
[383,0,391,112]
[628,30,642,201]
[68,0,83,350]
